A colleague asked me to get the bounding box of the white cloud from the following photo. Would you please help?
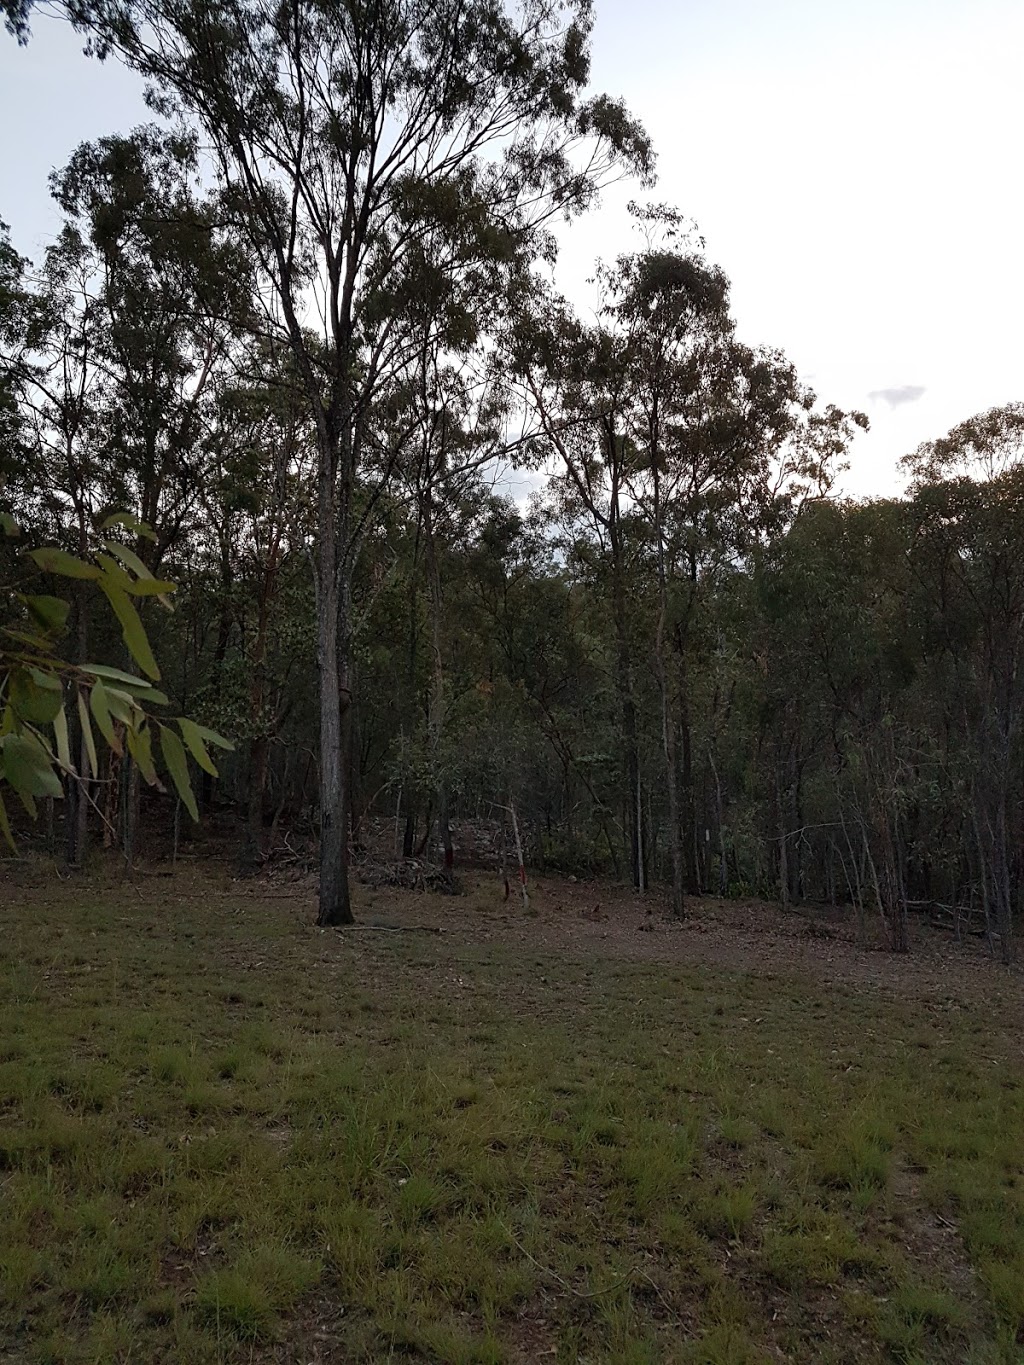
[868,386,927,409]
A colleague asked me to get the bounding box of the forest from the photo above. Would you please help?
[1,0,1023,963]
[4,4,1024,1364]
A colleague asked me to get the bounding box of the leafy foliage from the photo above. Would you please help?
[0,513,231,846]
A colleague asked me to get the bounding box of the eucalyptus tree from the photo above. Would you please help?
[903,401,1024,484]
[2,222,108,861]
[900,405,1024,957]
[3,128,250,860]
[49,127,253,570]
[513,217,865,911]
[616,253,865,914]
[0,220,30,477]
[907,470,1024,959]
[180,355,317,867]
[511,286,650,889]
[27,0,653,923]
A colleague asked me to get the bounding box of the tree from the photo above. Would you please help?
[4,126,248,860]
[903,401,1024,485]
[512,217,866,915]
[33,0,652,924]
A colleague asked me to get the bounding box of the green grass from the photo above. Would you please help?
[0,864,1022,1362]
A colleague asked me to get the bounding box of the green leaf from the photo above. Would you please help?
[95,552,135,591]
[1,626,54,652]
[0,732,63,799]
[0,511,20,538]
[28,668,61,692]
[159,724,198,821]
[89,680,120,755]
[76,688,98,779]
[189,722,235,753]
[177,717,219,776]
[99,541,176,602]
[100,512,157,542]
[79,669,169,706]
[100,539,153,578]
[110,682,169,706]
[126,724,159,787]
[27,548,102,580]
[24,595,70,633]
[104,688,139,727]
[81,665,153,686]
[53,702,72,774]
[0,789,14,852]
[124,578,176,598]
[10,669,62,725]
[100,583,160,680]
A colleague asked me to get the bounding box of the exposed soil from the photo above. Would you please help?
[5,847,1022,1026]
[271,864,1024,1026]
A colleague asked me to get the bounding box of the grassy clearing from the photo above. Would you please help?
[0,867,1022,1363]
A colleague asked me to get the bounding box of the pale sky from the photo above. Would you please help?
[2,0,1022,498]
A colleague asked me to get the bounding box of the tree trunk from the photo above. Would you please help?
[425,493,454,873]
[66,552,90,867]
[243,733,269,872]
[654,607,684,918]
[679,686,699,895]
[776,768,789,911]
[316,427,353,926]
[610,532,642,891]
[348,681,365,853]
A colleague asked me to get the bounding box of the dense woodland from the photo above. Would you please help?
[2,0,1023,960]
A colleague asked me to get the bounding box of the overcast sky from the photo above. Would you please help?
[2,0,1022,498]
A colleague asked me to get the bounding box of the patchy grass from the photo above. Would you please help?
[0,864,1022,1362]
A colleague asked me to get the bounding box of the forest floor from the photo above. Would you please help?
[0,855,1022,1364]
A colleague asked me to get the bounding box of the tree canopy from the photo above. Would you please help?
[3,1,1023,962]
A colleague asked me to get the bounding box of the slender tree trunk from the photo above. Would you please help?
[610,533,642,891]
[244,734,269,872]
[348,678,364,852]
[67,526,90,867]
[425,495,454,873]
[242,549,275,874]
[316,426,353,926]
[709,743,728,895]
[776,768,789,911]
[653,582,684,917]
[679,686,699,895]
[268,747,293,852]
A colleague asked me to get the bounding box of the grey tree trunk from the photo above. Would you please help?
[425,496,454,874]
[316,425,353,927]
[654,598,684,917]
[610,530,643,891]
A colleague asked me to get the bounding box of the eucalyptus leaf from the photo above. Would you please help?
[89,679,120,754]
[76,689,98,779]
[0,733,63,799]
[100,583,161,680]
[159,724,198,821]
[27,547,102,580]
[178,717,219,776]
[24,595,70,633]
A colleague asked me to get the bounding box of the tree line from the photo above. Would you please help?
[1,0,1021,958]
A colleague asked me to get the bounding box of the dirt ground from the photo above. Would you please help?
[5,847,1022,1021]
[242,855,1024,1053]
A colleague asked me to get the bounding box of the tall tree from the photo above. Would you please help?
[42,0,652,923]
